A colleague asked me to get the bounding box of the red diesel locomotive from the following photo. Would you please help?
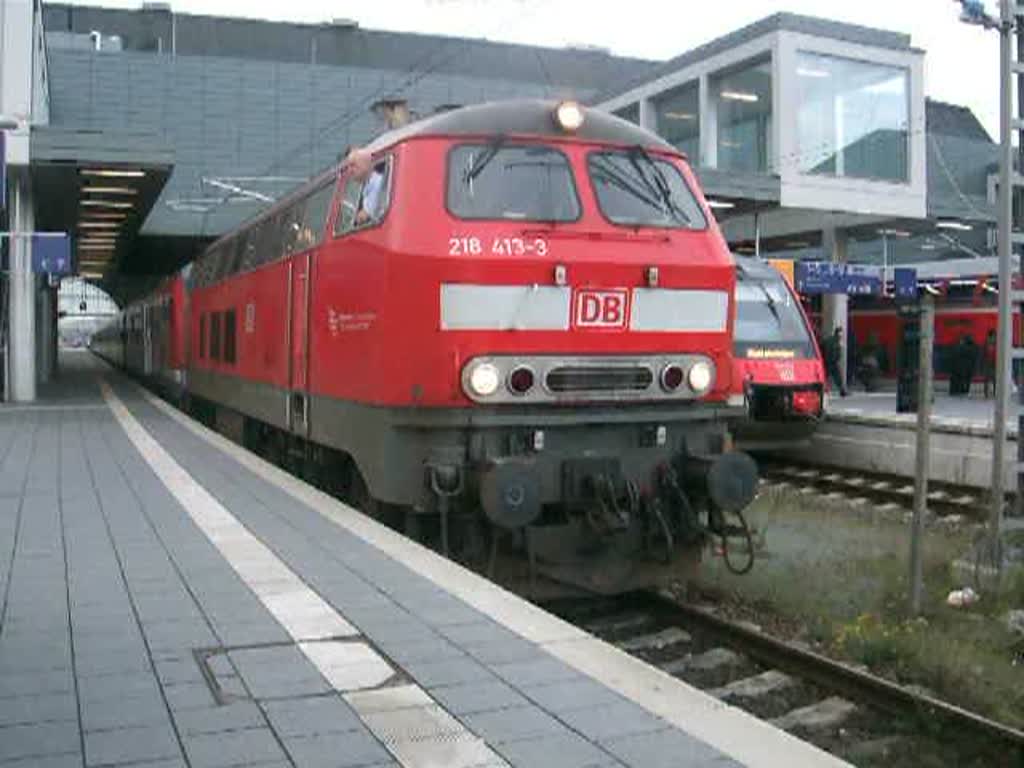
[731,258,825,450]
[93,100,759,592]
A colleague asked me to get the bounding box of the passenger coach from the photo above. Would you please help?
[95,100,760,592]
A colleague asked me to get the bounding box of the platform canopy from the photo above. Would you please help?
[29,126,173,302]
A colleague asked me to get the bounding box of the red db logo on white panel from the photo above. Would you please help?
[574,289,628,329]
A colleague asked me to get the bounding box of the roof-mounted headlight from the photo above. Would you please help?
[554,101,585,132]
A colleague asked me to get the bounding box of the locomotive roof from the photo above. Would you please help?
[364,99,675,154]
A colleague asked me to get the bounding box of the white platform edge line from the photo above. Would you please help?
[131,379,849,768]
[99,379,509,768]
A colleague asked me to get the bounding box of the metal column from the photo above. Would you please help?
[6,171,35,402]
[823,227,850,385]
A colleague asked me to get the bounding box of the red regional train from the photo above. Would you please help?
[848,297,1021,386]
[730,258,825,450]
[92,100,760,593]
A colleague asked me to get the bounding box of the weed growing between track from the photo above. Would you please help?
[691,486,1024,731]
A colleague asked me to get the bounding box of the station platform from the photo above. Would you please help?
[781,389,1019,488]
[0,351,843,768]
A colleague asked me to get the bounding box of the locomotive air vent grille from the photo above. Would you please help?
[545,365,654,393]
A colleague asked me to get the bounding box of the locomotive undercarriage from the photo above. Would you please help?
[187,391,759,595]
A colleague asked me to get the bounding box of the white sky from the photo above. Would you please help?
[66,0,1001,138]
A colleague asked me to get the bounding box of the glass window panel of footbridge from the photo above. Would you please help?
[795,51,910,183]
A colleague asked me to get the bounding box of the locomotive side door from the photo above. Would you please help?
[288,251,312,433]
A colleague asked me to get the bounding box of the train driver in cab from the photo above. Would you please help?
[346,148,388,225]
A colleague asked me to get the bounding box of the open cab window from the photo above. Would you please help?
[334,156,394,237]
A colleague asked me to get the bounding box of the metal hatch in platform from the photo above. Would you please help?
[29,126,173,296]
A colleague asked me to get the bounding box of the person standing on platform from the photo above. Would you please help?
[823,327,847,397]
[983,329,997,398]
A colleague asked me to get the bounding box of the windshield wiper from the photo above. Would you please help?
[589,156,663,210]
[754,280,782,323]
[628,145,691,225]
[464,135,505,184]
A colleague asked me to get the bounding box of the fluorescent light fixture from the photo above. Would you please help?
[78,246,115,253]
[78,221,121,229]
[81,186,138,195]
[786,241,810,248]
[80,211,127,221]
[878,228,911,238]
[80,271,105,279]
[81,200,134,209]
[80,168,145,178]
[79,237,117,244]
[796,68,830,79]
[935,219,973,232]
[706,199,735,210]
[920,242,938,251]
[662,111,696,120]
[720,91,759,103]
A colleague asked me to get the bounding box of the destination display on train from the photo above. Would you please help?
[745,347,798,359]
[795,262,882,296]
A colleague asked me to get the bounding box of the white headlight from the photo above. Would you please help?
[468,362,501,397]
[554,101,585,132]
[687,361,714,393]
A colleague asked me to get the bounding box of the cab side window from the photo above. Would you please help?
[333,156,393,237]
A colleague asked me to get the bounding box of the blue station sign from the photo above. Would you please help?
[31,234,73,276]
[894,267,918,300]
[795,261,882,296]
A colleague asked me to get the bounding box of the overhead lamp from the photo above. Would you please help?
[80,211,127,221]
[936,219,973,232]
[878,228,911,238]
[79,221,120,229]
[662,111,696,120]
[796,68,830,79]
[786,241,810,248]
[80,271,105,279]
[706,199,735,210]
[720,91,759,103]
[80,168,145,178]
[554,100,585,132]
[81,200,134,209]
[79,236,117,243]
[81,186,138,195]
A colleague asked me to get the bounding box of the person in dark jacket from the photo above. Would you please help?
[823,327,847,397]
[983,329,997,398]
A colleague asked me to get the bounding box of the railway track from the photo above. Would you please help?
[545,591,1023,768]
[757,460,990,520]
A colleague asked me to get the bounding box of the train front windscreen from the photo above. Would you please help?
[734,278,816,360]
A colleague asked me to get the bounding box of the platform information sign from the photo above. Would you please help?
[894,267,918,300]
[795,261,882,296]
[31,234,73,276]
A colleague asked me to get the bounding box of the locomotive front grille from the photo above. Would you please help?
[545,365,654,393]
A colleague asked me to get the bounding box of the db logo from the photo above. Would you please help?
[777,363,795,382]
[574,289,629,329]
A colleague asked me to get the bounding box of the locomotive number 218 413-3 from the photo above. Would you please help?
[448,236,549,257]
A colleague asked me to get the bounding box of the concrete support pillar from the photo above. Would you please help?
[822,226,850,385]
[7,171,36,402]
[37,283,55,385]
